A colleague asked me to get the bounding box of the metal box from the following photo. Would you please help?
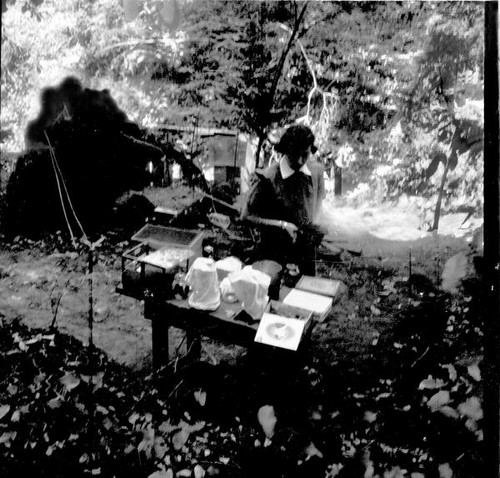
[121,243,195,298]
[122,225,203,298]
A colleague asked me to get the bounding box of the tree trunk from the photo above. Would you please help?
[254,2,309,167]
[255,133,265,169]
[431,159,451,231]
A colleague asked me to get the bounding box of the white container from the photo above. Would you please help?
[185,257,220,311]
[215,256,243,282]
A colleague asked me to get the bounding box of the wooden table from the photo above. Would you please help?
[117,287,261,371]
[117,286,314,372]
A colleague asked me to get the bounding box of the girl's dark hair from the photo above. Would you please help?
[275,124,317,156]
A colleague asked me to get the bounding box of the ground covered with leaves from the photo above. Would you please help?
[0,226,484,478]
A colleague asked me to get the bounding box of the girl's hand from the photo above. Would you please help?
[280,221,298,242]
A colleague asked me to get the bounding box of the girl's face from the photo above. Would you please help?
[287,147,312,171]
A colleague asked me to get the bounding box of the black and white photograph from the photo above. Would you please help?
[0,1,498,477]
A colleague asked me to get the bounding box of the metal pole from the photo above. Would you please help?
[88,248,94,350]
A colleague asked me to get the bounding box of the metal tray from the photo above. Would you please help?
[131,224,204,254]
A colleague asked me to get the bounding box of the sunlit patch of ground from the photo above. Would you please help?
[317,198,482,260]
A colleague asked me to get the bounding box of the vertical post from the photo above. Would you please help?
[88,248,94,350]
[334,164,342,196]
[146,301,170,374]
[233,132,239,193]
[86,245,95,470]
[483,3,500,477]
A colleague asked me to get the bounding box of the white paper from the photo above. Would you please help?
[282,289,333,315]
[254,313,306,351]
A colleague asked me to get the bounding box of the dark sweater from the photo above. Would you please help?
[241,161,325,227]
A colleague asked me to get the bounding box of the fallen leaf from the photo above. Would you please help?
[124,444,135,455]
[79,453,89,464]
[364,411,377,423]
[7,384,18,395]
[154,437,168,459]
[364,457,375,478]
[438,463,453,478]
[458,397,483,420]
[370,305,381,316]
[194,390,207,407]
[419,376,446,390]
[177,470,191,477]
[19,338,31,351]
[384,466,407,478]
[172,429,190,450]
[138,427,156,458]
[60,372,81,391]
[305,442,324,460]
[0,431,16,446]
[257,405,277,438]
[427,391,451,412]
[0,405,10,420]
[467,363,481,382]
[439,406,459,419]
[311,411,322,420]
[25,334,42,345]
[102,418,113,430]
[11,410,20,422]
[194,465,205,478]
[328,464,344,478]
[465,418,479,432]
[442,364,457,381]
[128,413,140,425]
[219,457,230,465]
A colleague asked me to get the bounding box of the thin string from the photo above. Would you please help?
[44,131,76,244]
[44,131,88,242]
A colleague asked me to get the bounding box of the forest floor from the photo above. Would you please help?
[0,186,485,478]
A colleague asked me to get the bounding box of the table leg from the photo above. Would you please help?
[152,316,169,373]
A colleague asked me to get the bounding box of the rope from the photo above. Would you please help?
[44,131,89,242]
[44,131,76,244]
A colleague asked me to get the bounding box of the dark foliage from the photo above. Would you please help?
[4,77,202,237]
